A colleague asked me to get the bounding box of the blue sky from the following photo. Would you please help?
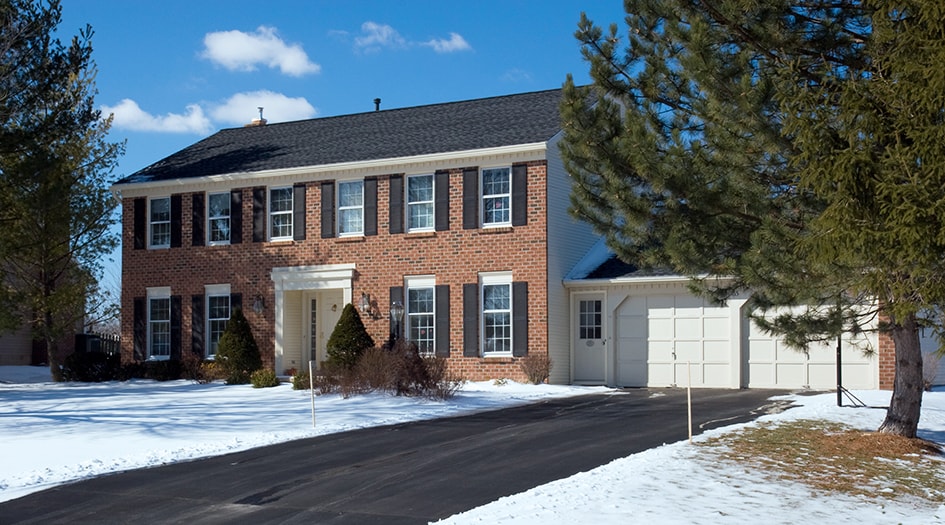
[59,1,627,183]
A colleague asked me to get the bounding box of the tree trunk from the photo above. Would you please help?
[878,313,923,438]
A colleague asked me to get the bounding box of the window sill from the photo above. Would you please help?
[479,226,513,235]
[268,239,294,245]
[405,231,436,239]
[482,355,515,362]
[337,236,365,243]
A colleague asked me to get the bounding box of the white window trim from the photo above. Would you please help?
[269,186,294,241]
[205,284,231,360]
[148,196,171,249]
[405,276,436,356]
[146,287,171,361]
[481,167,512,228]
[207,192,230,246]
[480,272,513,357]
[338,180,364,237]
[406,174,435,233]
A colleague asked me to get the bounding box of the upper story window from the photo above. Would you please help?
[338,180,364,236]
[208,192,230,244]
[147,287,171,360]
[269,187,293,240]
[406,276,436,356]
[407,174,434,232]
[481,274,512,356]
[149,197,170,248]
[481,167,511,227]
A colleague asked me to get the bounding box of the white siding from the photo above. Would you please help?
[546,135,599,384]
[282,291,303,373]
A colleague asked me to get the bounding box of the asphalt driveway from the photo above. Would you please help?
[1,388,788,524]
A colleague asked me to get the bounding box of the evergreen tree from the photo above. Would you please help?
[326,303,375,369]
[0,0,124,380]
[215,308,262,384]
[561,0,939,437]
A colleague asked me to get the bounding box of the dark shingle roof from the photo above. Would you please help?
[116,88,565,185]
[584,255,678,280]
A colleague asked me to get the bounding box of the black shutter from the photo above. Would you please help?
[390,286,404,343]
[462,167,478,230]
[170,194,182,248]
[512,282,528,357]
[462,283,479,357]
[191,193,205,246]
[320,181,335,238]
[192,294,204,357]
[133,297,146,360]
[170,295,182,360]
[389,174,403,234]
[293,183,306,241]
[133,198,146,250]
[231,292,242,313]
[252,187,266,242]
[435,170,450,232]
[230,189,243,244]
[435,284,450,357]
[511,164,528,227]
[365,177,378,236]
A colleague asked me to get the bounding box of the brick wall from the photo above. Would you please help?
[120,161,550,382]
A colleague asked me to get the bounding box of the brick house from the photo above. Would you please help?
[112,89,597,383]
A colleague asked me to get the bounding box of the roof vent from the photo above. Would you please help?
[374,98,381,112]
[246,106,267,127]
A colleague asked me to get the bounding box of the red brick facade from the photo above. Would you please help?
[878,327,896,390]
[120,162,550,382]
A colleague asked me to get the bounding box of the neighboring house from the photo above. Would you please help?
[112,89,597,383]
[563,238,931,390]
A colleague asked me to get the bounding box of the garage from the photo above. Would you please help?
[615,292,736,388]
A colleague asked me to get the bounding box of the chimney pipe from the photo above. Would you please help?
[245,106,267,127]
[374,98,381,111]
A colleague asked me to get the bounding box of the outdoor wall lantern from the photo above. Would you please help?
[252,294,266,315]
[359,292,371,315]
[390,300,405,340]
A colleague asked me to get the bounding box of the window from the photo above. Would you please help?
[481,167,511,226]
[269,187,293,240]
[407,175,434,232]
[206,289,231,359]
[338,180,364,235]
[207,192,230,244]
[579,300,602,339]
[148,288,171,360]
[481,275,512,356]
[406,277,436,355]
[149,197,170,248]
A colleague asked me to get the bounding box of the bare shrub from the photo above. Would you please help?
[423,356,465,400]
[179,351,203,382]
[519,353,552,385]
[355,346,397,391]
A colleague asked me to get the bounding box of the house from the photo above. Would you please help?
[112,89,597,383]
[112,88,937,389]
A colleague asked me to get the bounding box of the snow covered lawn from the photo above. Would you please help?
[2,365,943,524]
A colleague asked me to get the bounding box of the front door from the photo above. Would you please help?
[303,290,345,368]
[573,294,606,383]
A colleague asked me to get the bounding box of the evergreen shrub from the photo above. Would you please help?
[215,308,262,384]
[250,368,281,388]
[326,304,374,369]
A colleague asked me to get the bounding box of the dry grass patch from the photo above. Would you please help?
[700,419,945,504]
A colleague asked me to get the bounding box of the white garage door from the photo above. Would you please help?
[746,320,876,389]
[616,294,733,388]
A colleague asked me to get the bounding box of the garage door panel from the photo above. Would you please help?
[703,319,729,340]
[648,362,675,386]
[648,295,674,315]
[674,294,703,310]
[704,341,731,361]
[776,346,807,362]
[675,362,703,385]
[674,317,702,338]
[776,363,807,386]
[808,364,836,389]
[620,314,646,333]
[649,317,672,337]
[702,364,730,387]
[750,339,776,361]
[674,341,702,361]
[649,340,674,360]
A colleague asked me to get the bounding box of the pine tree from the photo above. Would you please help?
[215,308,262,384]
[561,0,939,437]
[326,303,375,369]
[0,0,124,380]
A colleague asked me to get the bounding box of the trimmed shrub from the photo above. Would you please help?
[144,359,181,381]
[61,351,121,382]
[251,368,281,388]
[292,369,311,390]
[215,308,262,384]
[519,353,552,385]
[326,303,375,369]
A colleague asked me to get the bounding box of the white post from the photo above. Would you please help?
[687,360,692,444]
[309,360,316,429]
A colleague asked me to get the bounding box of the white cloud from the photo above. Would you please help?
[210,90,317,126]
[201,26,321,77]
[500,68,534,83]
[354,21,406,52]
[424,32,471,53]
[101,99,213,134]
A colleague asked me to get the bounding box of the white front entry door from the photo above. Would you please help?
[573,294,606,384]
[303,290,344,368]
